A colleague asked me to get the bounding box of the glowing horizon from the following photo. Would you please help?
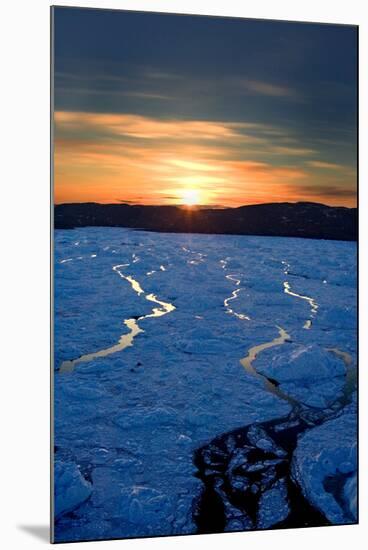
[54,110,357,208]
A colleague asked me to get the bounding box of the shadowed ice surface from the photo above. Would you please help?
[53,228,357,542]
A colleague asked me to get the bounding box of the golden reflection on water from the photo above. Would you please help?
[283,281,318,329]
[223,274,250,321]
[239,327,356,411]
[240,326,297,406]
[59,266,175,374]
[59,318,143,374]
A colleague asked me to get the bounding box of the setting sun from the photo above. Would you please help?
[180,188,201,206]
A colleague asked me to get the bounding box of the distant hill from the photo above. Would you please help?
[54,202,357,241]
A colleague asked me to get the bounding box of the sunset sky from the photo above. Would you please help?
[53,8,357,207]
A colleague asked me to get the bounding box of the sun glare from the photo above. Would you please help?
[181,188,200,206]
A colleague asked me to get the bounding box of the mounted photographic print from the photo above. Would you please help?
[51,6,358,543]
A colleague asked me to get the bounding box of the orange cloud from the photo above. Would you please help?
[53,110,356,207]
[54,111,251,141]
[269,146,316,156]
[306,160,346,170]
[239,79,297,98]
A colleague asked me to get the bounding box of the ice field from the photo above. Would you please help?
[53,227,357,542]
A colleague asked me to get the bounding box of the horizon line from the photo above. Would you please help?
[54,200,356,209]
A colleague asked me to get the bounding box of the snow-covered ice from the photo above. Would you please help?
[53,228,357,542]
[54,460,92,519]
[292,401,357,524]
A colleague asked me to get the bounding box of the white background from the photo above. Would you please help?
[1,0,367,548]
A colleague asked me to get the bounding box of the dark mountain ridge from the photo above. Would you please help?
[54,201,357,241]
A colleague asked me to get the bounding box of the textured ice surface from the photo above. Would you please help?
[254,344,346,408]
[54,460,92,519]
[292,401,357,524]
[54,228,357,541]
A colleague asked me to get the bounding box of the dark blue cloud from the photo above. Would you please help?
[53,7,357,169]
